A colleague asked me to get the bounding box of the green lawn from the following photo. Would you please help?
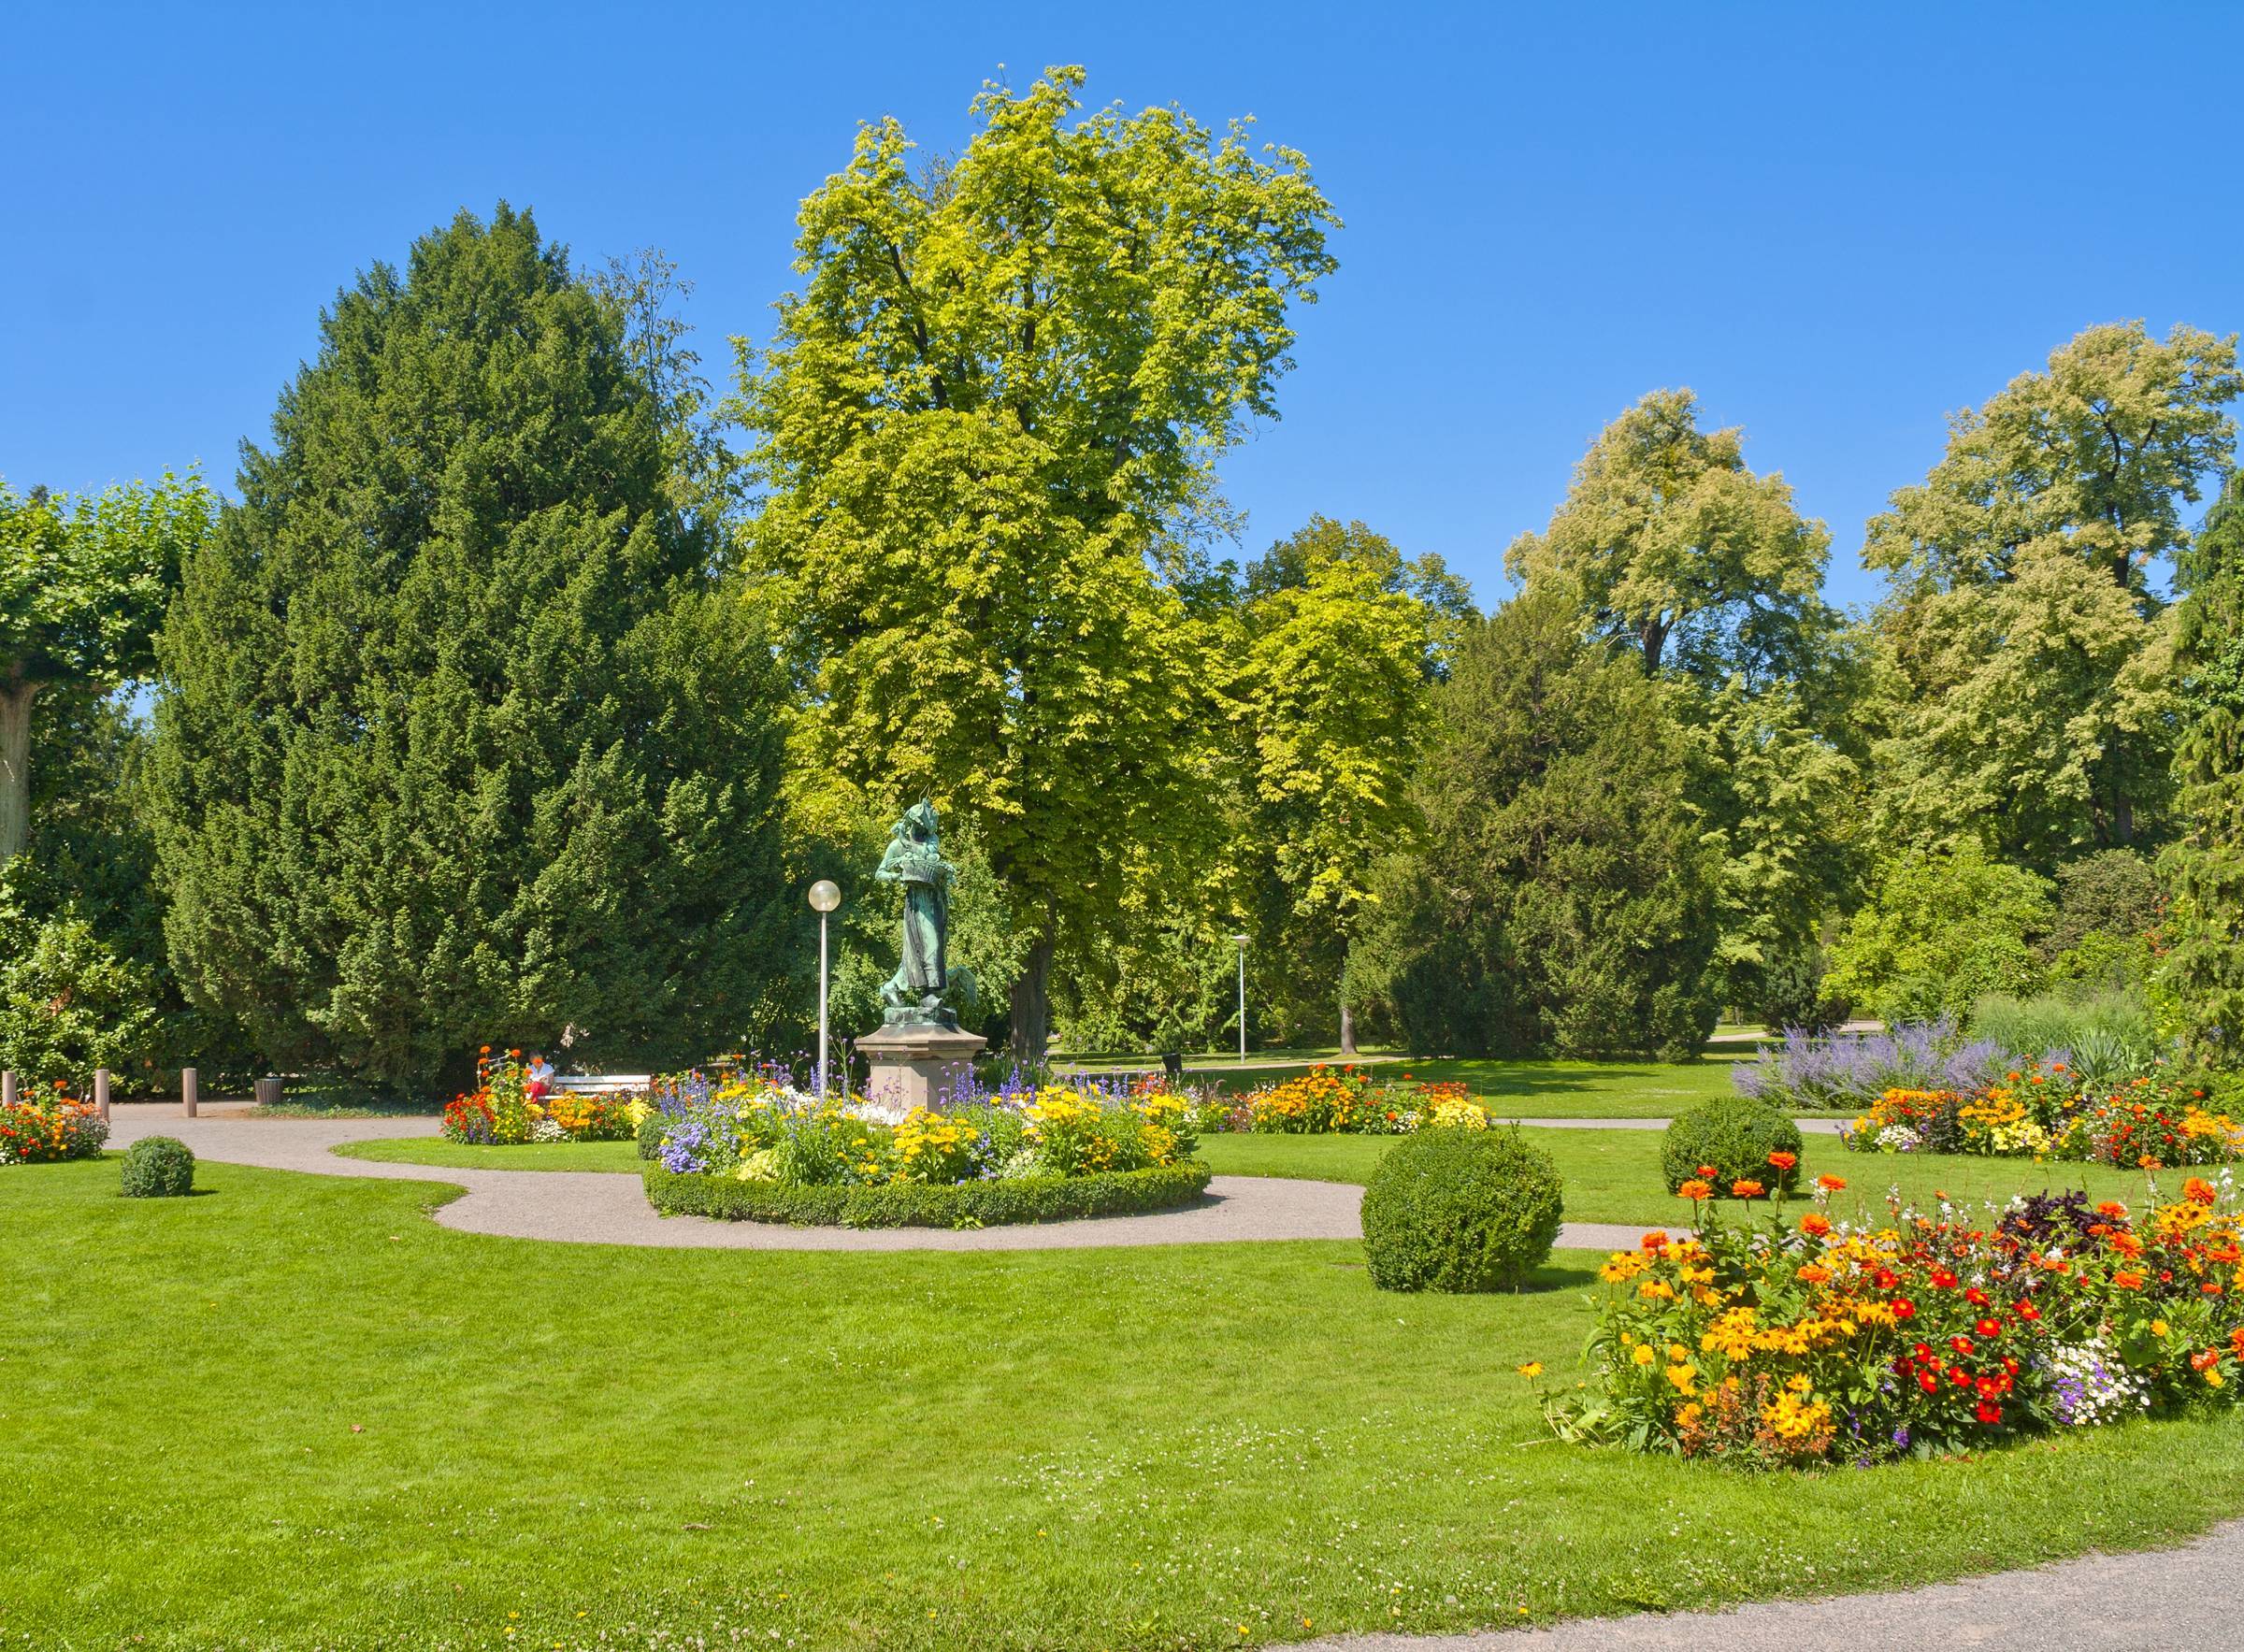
[1198,1130,2175,1228]
[13,1156,2244,1649]
[333,1136,646,1172]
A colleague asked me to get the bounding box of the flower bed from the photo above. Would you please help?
[0,1083,108,1165]
[642,1070,1209,1225]
[1542,1156,2244,1466]
[1235,1064,1489,1135]
[1842,1068,2244,1166]
[441,1048,644,1144]
[643,1158,1213,1228]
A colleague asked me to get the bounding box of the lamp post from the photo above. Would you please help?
[1230,934,1250,1064]
[809,880,842,1099]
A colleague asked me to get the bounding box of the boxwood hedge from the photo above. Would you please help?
[642,1158,1214,1228]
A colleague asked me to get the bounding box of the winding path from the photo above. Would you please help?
[106,1106,1667,1252]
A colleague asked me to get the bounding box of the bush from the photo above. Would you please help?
[0,1083,109,1164]
[642,1158,1212,1228]
[120,1135,195,1198]
[636,1110,667,1159]
[1359,1128,1563,1293]
[1823,843,2052,1022]
[1661,1099,1805,1196]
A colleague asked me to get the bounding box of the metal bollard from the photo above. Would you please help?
[181,1067,199,1118]
[94,1068,110,1121]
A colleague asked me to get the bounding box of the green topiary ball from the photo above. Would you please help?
[121,1136,196,1199]
[635,1110,667,1160]
[1360,1128,1564,1293]
[1660,1099,1805,1197]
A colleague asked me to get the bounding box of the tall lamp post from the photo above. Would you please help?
[809,880,842,1099]
[1230,934,1250,1064]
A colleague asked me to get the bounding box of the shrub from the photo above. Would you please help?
[643,1158,1212,1228]
[1823,843,2053,1022]
[120,1135,195,1198]
[1661,1099,1805,1196]
[636,1110,667,1159]
[1359,1128,1563,1293]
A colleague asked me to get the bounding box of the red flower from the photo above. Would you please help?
[1949,1335,1976,1358]
[1930,1268,1959,1289]
[1875,1269,1900,1291]
[1892,1298,1917,1320]
[2014,1301,2041,1322]
[1964,1286,1990,1307]
[1975,1317,2003,1340]
[1918,1371,1939,1393]
[1975,1401,2002,1425]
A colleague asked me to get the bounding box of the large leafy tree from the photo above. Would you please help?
[1364,584,1724,1060]
[1865,322,2240,861]
[2160,467,2244,1065]
[148,206,794,1088]
[0,474,215,863]
[737,67,1338,1060]
[1228,517,1466,1053]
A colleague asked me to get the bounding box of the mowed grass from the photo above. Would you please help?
[333,1136,646,1172]
[1198,1131,2176,1228]
[12,1158,2244,1650]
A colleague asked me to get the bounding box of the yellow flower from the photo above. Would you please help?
[1632,1343,1657,1366]
[2152,1319,2170,1338]
[1664,1363,1697,1395]
[1516,1361,1544,1379]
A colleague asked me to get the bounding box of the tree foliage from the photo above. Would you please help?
[1867,323,2240,860]
[1366,585,1723,1060]
[147,206,794,1088]
[2160,467,2244,1065]
[1822,841,2054,1023]
[738,66,1338,1059]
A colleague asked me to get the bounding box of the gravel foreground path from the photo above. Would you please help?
[1305,1516,2244,1651]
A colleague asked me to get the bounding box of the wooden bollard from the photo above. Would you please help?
[94,1069,111,1121]
[181,1067,199,1118]
[1,1070,16,1108]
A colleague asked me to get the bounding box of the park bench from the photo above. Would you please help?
[550,1073,652,1096]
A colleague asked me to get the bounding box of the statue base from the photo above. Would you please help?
[853,1023,987,1123]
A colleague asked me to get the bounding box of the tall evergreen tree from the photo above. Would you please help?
[148,206,793,1088]
[1364,584,1724,1060]
[2161,467,2244,1066]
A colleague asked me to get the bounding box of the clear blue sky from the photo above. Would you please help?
[8,1,2238,611]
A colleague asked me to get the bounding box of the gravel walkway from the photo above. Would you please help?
[101,1106,1655,1253]
[1308,1517,2244,1651]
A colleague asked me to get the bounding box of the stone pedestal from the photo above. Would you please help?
[853,1022,988,1123]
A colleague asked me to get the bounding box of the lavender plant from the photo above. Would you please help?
[1737,1017,2021,1111]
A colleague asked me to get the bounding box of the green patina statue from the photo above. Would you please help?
[876,799,957,1027]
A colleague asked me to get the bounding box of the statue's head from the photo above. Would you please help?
[903,799,939,841]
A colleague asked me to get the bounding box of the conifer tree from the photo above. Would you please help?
[148,206,792,1087]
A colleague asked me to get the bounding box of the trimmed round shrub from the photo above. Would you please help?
[1359,1128,1563,1293]
[1660,1099,1805,1196]
[635,1110,667,1160]
[121,1136,196,1199]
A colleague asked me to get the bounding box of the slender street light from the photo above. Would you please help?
[1230,934,1250,1064]
[809,880,842,1099]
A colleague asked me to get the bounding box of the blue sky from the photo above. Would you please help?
[7,1,2238,611]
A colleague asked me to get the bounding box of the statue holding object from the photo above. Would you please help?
[876,799,957,1029]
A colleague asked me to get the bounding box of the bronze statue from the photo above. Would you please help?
[876,799,956,1027]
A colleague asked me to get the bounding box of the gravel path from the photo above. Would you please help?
[1308,1517,2244,1651]
[101,1106,1657,1253]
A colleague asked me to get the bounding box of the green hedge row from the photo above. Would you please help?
[641,1159,1215,1228]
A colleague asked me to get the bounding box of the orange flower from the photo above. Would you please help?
[1767,1151,1798,1171]
[1732,1179,1766,1199]
[2139,1155,2163,1171]
[2112,1271,2146,1290]
[1677,1179,1713,1201]
[1817,1174,1847,1192]
[2184,1177,2218,1206]
[1639,1230,1671,1252]
[1799,1212,1832,1238]
[2096,1200,2128,1219]
[1798,1263,1831,1285]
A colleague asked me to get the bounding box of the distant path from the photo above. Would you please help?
[100,1106,1654,1253]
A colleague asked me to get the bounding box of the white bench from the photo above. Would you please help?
[550,1074,652,1096]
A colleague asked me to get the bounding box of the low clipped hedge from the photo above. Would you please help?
[643,1158,1214,1228]
[1661,1097,1806,1196]
[121,1136,196,1199]
[1360,1128,1563,1293]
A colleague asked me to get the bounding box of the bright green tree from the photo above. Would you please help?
[148,206,795,1088]
[2160,466,2244,1065]
[1822,841,2054,1023]
[1865,322,2240,861]
[1365,584,1724,1060]
[737,67,1338,1060]
[1228,517,1465,1053]
[0,474,216,864]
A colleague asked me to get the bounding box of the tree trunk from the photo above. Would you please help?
[1008,932,1055,1071]
[1338,998,1358,1057]
[0,682,36,866]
